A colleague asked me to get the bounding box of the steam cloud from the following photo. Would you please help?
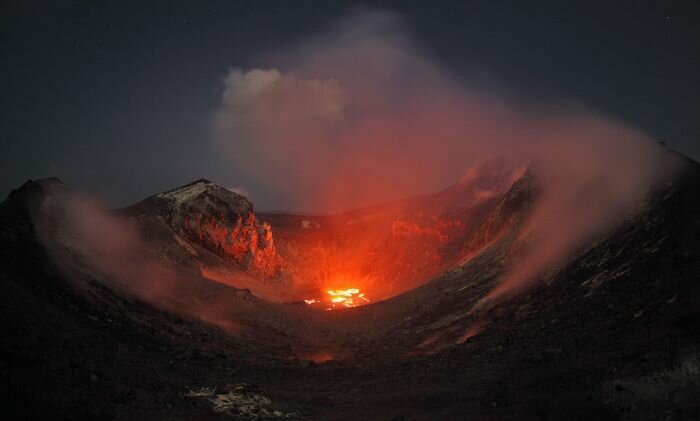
[215,9,680,303]
[34,188,179,303]
[32,187,249,336]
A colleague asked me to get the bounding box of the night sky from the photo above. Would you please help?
[2,1,699,210]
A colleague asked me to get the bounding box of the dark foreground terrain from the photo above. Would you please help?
[1,157,700,420]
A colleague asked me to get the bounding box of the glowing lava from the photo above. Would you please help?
[305,288,370,310]
[327,288,369,308]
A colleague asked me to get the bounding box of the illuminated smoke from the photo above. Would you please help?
[214,9,680,303]
[33,188,179,303]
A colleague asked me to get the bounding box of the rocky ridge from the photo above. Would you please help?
[145,179,283,279]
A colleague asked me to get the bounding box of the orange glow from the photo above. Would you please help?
[305,287,370,310]
[269,210,471,304]
[326,288,370,308]
[194,162,527,306]
[257,162,528,305]
[184,212,281,279]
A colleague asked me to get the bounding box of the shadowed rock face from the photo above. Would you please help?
[146,179,283,278]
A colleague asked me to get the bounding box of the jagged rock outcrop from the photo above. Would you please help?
[145,179,283,278]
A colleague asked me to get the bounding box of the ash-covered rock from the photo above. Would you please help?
[149,179,283,279]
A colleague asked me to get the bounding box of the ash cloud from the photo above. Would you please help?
[215,9,680,302]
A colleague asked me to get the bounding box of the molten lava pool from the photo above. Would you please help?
[305,288,370,310]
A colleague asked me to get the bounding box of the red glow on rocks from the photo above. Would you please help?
[183,212,281,278]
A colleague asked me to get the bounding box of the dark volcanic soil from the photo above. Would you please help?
[1,159,700,420]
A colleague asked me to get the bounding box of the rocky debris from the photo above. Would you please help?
[185,384,300,418]
[522,348,564,364]
[149,179,283,279]
[601,351,700,419]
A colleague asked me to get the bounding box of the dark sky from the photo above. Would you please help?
[2,0,699,210]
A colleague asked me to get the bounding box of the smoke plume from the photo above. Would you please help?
[215,9,680,302]
[33,187,179,304]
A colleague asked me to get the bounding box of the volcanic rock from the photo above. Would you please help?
[137,179,283,278]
